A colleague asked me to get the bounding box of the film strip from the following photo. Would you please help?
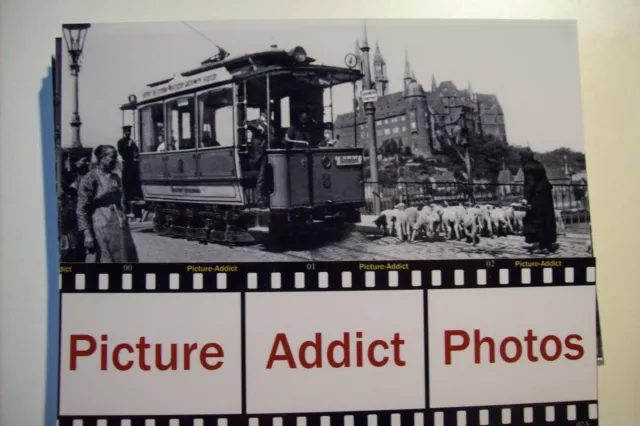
[57,401,598,426]
[57,258,598,426]
[59,258,596,292]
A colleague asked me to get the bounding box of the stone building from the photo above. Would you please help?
[334,40,508,158]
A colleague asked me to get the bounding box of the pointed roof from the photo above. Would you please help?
[431,74,437,91]
[404,50,412,79]
[373,41,384,64]
[361,21,369,49]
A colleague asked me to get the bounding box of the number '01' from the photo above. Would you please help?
[306,263,315,271]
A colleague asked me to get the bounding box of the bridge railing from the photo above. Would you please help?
[362,181,590,229]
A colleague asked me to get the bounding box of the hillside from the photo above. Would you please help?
[363,137,586,185]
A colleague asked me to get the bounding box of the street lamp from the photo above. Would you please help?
[63,23,91,148]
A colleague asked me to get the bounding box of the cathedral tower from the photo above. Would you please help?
[404,75,432,158]
[373,42,388,97]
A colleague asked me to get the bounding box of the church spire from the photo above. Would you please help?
[373,41,388,97]
[431,73,437,92]
[361,21,369,50]
[404,50,412,91]
[374,41,383,63]
[467,80,475,101]
[404,49,412,79]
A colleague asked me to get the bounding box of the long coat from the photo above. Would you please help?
[117,138,143,201]
[522,158,557,248]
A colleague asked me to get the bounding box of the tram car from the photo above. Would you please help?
[120,46,366,243]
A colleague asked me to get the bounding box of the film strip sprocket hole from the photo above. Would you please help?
[57,401,598,426]
[59,259,596,292]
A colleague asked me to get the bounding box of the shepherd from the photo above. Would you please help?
[520,148,557,254]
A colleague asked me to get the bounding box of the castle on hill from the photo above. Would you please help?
[334,38,508,159]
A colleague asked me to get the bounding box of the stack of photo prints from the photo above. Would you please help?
[48,19,602,426]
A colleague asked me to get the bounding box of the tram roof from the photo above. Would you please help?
[120,47,363,109]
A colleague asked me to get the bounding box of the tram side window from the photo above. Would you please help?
[166,97,196,151]
[140,103,165,152]
[197,87,234,148]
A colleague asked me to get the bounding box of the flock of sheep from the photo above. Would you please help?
[373,201,566,245]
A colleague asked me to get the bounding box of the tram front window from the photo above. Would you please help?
[197,86,234,148]
[139,103,165,152]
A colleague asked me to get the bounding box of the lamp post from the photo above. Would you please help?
[359,24,381,215]
[63,23,91,149]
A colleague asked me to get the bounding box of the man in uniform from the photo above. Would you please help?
[117,126,142,217]
[247,110,276,208]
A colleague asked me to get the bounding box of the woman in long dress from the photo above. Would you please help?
[76,145,139,263]
[520,148,557,254]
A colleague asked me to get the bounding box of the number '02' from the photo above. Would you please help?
[123,264,133,272]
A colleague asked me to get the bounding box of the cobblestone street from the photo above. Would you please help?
[130,223,592,263]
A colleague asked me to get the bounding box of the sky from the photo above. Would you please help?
[61,19,586,153]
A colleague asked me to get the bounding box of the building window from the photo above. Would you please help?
[392,127,399,134]
[402,126,406,132]
[376,121,382,126]
[377,130,382,136]
[384,119,388,124]
[384,128,391,135]
[411,122,416,130]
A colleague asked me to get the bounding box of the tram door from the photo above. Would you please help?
[138,103,167,186]
[195,85,237,183]
[235,77,271,205]
[165,96,198,182]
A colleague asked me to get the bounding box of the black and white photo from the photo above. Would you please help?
[57,19,593,263]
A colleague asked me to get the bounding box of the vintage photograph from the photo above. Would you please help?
[55,19,593,263]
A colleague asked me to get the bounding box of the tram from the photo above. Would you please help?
[120,46,366,243]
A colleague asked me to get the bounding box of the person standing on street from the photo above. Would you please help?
[76,145,139,263]
[520,148,557,254]
[117,126,143,218]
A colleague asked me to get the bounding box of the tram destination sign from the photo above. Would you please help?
[140,67,233,101]
[335,155,363,166]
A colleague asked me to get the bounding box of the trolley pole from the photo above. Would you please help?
[360,24,381,215]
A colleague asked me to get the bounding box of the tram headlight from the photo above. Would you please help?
[291,46,307,63]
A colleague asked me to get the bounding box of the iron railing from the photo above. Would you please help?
[362,181,590,230]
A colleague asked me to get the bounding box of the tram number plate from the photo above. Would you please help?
[335,155,363,166]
